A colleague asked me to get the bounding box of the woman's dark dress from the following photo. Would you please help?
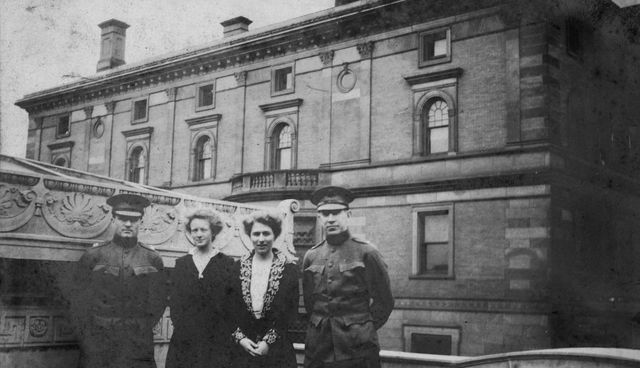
[166,252,237,368]
[231,249,299,368]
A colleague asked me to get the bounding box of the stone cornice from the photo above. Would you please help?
[259,98,304,112]
[403,67,464,85]
[185,114,222,127]
[47,141,75,150]
[15,1,507,114]
[122,126,154,138]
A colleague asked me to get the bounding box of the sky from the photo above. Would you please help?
[0,0,335,157]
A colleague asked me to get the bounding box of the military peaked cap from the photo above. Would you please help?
[311,186,354,211]
[106,193,150,217]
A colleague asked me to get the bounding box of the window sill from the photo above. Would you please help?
[195,105,215,113]
[271,89,295,97]
[418,55,452,69]
[409,274,454,280]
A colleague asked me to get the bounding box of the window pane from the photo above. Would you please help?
[429,126,449,153]
[275,67,293,92]
[278,148,292,170]
[134,100,147,120]
[428,100,448,127]
[433,38,447,57]
[423,212,448,242]
[198,84,214,107]
[411,333,452,355]
[58,117,70,136]
[424,242,448,273]
[202,158,212,179]
[278,125,292,148]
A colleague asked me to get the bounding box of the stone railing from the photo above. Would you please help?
[292,345,640,368]
[230,169,329,198]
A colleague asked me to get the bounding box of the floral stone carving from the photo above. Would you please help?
[138,204,178,245]
[42,192,111,238]
[29,317,48,338]
[0,184,37,232]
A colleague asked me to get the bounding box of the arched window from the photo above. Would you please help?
[53,157,67,167]
[128,146,146,184]
[424,99,449,154]
[194,135,213,181]
[274,124,292,170]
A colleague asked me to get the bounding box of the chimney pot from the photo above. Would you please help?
[96,19,129,72]
[220,16,252,37]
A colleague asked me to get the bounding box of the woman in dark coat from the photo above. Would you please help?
[231,211,299,368]
[166,209,236,368]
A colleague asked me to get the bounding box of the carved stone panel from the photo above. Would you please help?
[0,184,37,232]
[26,316,52,343]
[0,316,26,345]
[42,192,112,238]
[138,204,179,245]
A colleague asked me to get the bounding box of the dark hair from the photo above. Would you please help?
[242,211,282,239]
[185,209,224,237]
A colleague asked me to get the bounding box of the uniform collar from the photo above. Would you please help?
[113,235,138,249]
[326,230,350,246]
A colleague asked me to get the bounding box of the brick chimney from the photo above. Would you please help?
[220,16,252,37]
[96,19,129,72]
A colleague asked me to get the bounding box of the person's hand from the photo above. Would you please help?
[254,340,269,356]
[239,338,260,356]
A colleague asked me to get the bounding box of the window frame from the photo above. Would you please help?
[418,27,451,68]
[267,120,297,171]
[195,81,216,111]
[271,63,295,96]
[56,115,71,138]
[126,144,148,184]
[423,98,451,155]
[411,204,454,279]
[412,87,458,157]
[273,123,293,170]
[131,96,149,124]
[403,325,460,355]
[565,18,586,61]
[192,133,216,181]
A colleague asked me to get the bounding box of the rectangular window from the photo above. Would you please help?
[196,82,215,110]
[132,97,148,123]
[56,116,70,138]
[566,18,583,59]
[271,64,294,96]
[418,28,451,67]
[411,333,452,355]
[412,204,454,278]
[403,325,460,355]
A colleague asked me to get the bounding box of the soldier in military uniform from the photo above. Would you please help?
[302,186,394,368]
[70,193,167,368]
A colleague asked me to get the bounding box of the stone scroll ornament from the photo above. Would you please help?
[0,184,37,232]
[138,204,178,245]
[42,192,112,239]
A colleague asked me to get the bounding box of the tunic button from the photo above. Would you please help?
[328,262,333,268]
[331,248,336,253]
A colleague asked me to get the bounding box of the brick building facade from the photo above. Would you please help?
[15,0,640,356]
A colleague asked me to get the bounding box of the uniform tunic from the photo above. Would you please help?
[71,237,167,368]
[302,231,394,368]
